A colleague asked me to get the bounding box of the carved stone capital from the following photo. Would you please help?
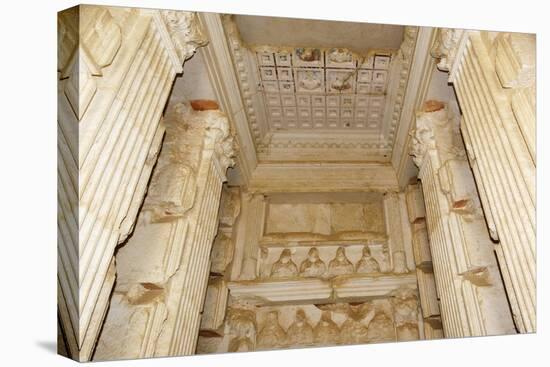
[431,28,465,72]
[203,111,238,172]
[160,10,208,63]
[410,103,466,168]
[410,110,437,168]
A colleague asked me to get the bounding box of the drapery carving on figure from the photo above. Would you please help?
[328,247,354,277]
[313,311,340,345]
[355,246,380,274]
[287,309,314,347]
[270,249,299,278]
[227,308,257,353]
[299,248,327,278]
[257,311,287,350]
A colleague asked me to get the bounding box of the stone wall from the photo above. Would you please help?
[197,191,423,353]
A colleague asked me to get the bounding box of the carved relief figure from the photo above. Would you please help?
[270,249,298,278]
[355,246,380,274]
[299,248,327,278]
[296,48,321,62]
[328,247,354,277]
[314,311,340,345]
[287,309,314,346]
[299,71,322,90]
[340,316,369,345]
[339,302,375,344]
[392,290,420,341]
[257,311,287,350]
[367,312,395,342]
[330,75,352,91]
[227,308,257,353]
[328,48,352,63]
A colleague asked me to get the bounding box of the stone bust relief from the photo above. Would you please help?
[299,247,327,278]
[328,246,354,277]
[355,245,380,274]
[270,249,298,278]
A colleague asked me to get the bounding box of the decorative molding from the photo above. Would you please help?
[197,12,258,186]
[390,26,437,189]
[228,274,417,305]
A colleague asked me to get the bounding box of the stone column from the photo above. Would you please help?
[57,5,207,361]
[93,103,236,360]
[410,103,515,337]
[432,29,536,333]
[405,184,444,339]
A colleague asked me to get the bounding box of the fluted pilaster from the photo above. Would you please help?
[410,103,515,337]
[94,103,236,360]
[57,6,207,360]
[434,28,536,332]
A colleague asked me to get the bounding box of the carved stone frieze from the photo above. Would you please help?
[258,243,394,281]
[216,300,404,352]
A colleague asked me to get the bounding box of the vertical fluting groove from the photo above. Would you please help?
[79,54,173,336]
[453,43,536,331]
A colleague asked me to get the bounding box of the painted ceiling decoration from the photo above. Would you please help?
[222,16,418,163]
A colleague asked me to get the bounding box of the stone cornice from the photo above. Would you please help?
[228,274,417,305]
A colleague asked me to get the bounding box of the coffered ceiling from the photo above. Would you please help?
[222,15,418,163]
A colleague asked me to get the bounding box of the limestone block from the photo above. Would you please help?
[412,222,432,267]
[264,201,385,236]
[200,278,229,332]
[94,289,167,361]
[423,317,444,340]
[265,203,331,235]
[416,268,440,318]
[406,184,426,223]
[210,229,234,275]
[228,279,333,305]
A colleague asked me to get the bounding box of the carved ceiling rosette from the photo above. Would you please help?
[161,10,208,63]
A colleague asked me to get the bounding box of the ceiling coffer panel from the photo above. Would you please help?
[222,15,418,163]
[255,47,391,132]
